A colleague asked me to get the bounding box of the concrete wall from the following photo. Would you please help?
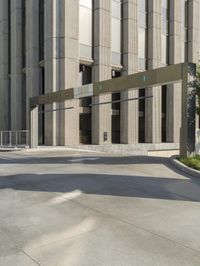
[167,0,182,143]
[44,0,60,145]
[146,0,162,143]
[188,0,200,63]
[92,0,112,145]
[0,0,10,130]
[121,0,139,144]
[10,0,23,130]
[59,0,80,146]
[26,0,40,129]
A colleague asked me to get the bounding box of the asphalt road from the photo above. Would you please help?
[0,148,200,266]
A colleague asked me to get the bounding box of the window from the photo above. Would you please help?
[79,0,93,59]
[39,0,44,61]
[8,0,11,130]
[162,85,167,142]
[22,0,26,68]
[8,0,11,74]
[139,89,145,143]
[111,0,122,66]
[79,65,92,86]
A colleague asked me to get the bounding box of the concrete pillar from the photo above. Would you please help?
[10,0,23,130]
[26,0,40,130]
[30,105,38,148]
[44,0,60,145]
[121,0,139,144]
[59,0,79,146]
[167,0,182,143]
[146,0,162,143]
[92,0,112,145]
[0,0,9,130]
[188,0,199,63]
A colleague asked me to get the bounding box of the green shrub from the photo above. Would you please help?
[179,156,200,171]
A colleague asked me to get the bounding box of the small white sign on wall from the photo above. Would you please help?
[74,84,93,99]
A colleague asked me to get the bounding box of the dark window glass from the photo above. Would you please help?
[39,0,44,61]
[22,0,26,68]
[8,0,11,74]
[162,85,167,142]
[79,65,92,85]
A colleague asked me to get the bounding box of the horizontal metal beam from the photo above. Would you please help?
[90,96,153,107]
[30,63,186,108]
[30,88,74,107]
[38,107,74,114]
[93,63,183,95]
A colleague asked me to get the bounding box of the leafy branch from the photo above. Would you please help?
[189,65,200,116]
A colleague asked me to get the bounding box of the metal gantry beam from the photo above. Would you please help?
[30,62,197,157]
[89,96,153,107]
[30,63,184,108]
[38,107,74,114]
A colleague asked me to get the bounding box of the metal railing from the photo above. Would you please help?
[0,130,29,148]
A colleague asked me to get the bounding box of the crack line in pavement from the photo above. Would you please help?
[69,198,200,254]
[23,228,99,250]
[21,250,41,266]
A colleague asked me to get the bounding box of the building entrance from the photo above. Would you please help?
[79,97,92,144]
[112,93,121,143]
[79,65,92,145]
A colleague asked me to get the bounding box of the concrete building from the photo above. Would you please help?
[0,0,200,149]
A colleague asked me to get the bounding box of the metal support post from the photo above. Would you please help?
[0,132,2,146]
[9,131,11,146]
[30,106,38,148]
[16,131,18,146]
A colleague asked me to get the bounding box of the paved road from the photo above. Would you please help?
[0,149,200,266]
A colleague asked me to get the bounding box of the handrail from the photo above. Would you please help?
[0,130,29,148]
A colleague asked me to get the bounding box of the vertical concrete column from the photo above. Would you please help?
[26,0,40,129]
[188,0,199,64]
[166,0,182,143]
[146,0,162,143]
[59,0,79,145]
[44,0,60,145]
[121,0,138,144]
[10,0,23,130]
[0,0,9,130]
[30,105,38,148]
[92,0,112,145]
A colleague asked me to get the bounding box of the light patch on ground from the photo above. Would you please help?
[48,190,83,205]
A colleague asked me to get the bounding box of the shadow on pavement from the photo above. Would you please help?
[0,172,200,202]
[0,155,168,164]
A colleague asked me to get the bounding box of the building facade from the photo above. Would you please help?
[0,0,200,147]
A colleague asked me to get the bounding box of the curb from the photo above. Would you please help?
[0,147,22,152]
[170,157,200,178]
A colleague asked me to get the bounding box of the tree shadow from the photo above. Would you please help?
[0,172,200,202]
[0,153,196,179]
[0,154,174,166]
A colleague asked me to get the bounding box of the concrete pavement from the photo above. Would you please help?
[0,149,200,266]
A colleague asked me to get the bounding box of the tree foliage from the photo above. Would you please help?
[195,66,200,116]
[189,65,200,116]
